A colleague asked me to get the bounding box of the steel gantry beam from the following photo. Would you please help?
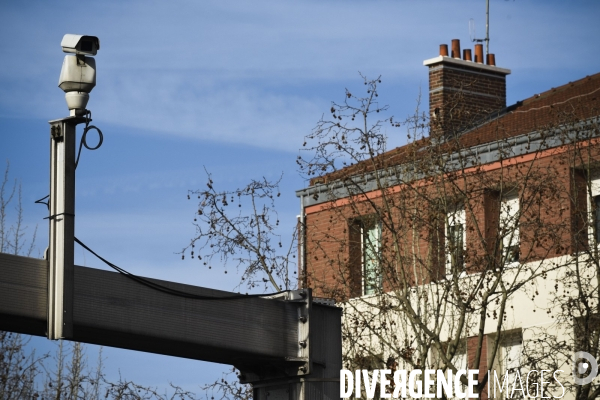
[0,251,341,398]
[5,35,342,399]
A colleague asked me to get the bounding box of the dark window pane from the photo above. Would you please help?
[594,196,600,243]
[448,223,464,270]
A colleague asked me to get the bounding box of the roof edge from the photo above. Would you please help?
[423,55,511,75]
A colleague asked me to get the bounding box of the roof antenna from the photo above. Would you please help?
[469,0,490,55]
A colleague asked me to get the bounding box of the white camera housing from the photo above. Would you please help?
[58,55,96,93]
[58,34,99,115]
[61,34,100,56]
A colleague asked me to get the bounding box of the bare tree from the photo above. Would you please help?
[0,161,37,256]
[180,166,299,399]
[520,117,600,400]
[200,367,253,400]
[169,66,600,400]
[0,163,205,400]
[41,341,200,400]
[0,331,44,399]
[182,170,296,292]
[295,74,600,399]
[0,162,45,399]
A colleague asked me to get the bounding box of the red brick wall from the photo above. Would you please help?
[429,63,507,137]
[303,145,599,299]
[304,204,354,300]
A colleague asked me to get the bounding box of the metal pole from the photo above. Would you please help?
[47,116,85,340]
[485,0,490,55]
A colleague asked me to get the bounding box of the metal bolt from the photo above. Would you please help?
[299,316,307,323]
[299,340,307,348]
[51,125,63,141]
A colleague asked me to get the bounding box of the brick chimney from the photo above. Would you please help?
[424,39,511,137]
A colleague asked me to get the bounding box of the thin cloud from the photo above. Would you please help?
[1,0,598,151]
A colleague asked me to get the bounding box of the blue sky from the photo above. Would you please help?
[1,0,600,394]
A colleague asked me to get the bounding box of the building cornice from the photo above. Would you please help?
[424,56,511,75]
[295,117,600,208]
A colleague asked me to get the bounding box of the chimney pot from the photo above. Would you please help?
[425,41,509,138]
[463,49,472,61]
[474,44,484,64]
[439,44,448,57]
[451,39,461,59]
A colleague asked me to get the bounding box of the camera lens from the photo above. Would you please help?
[80,39,93,52]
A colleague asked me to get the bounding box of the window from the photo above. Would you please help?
[593,196,600,243]
[575,315,600,355]
[446,207,466,275]
[362,219,382,295]
[588,173,600,244]
[499,193,520,265]
[491,332,523,399]
[572,169,589,251]
[349,217,383,297]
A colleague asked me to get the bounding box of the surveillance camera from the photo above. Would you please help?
[58,34,99,115]
[58,55,96,114]
[61,34,100,56]
[58,56,96,93]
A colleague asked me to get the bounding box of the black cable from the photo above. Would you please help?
[37,114,284,301]
[35,194,50,210]
[75,110,103,169]
[74,237,286,300]
[35,110,103,212]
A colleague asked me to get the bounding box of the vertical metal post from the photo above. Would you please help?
[251,294,342,400]
[485,0,490,55]
[47,116,84,340]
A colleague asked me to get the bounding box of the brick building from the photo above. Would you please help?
[296,40,600,398]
